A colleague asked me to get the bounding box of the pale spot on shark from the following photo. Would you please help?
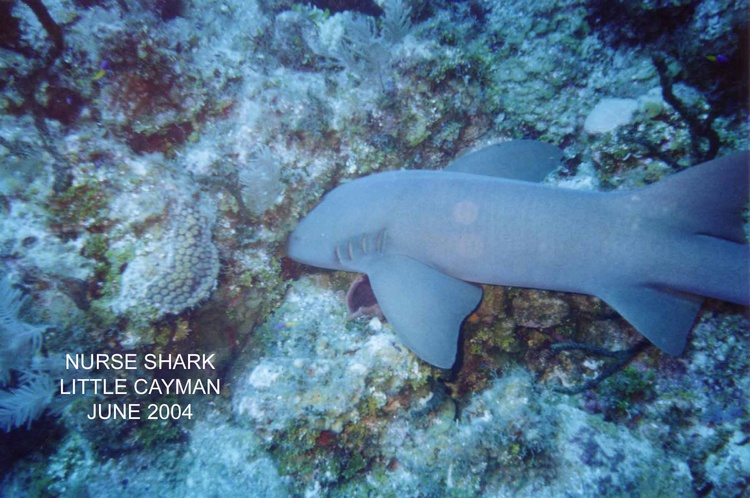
[452,200,479,225]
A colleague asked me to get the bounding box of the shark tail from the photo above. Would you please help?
[599,151,749,356]
[644,151,749,245]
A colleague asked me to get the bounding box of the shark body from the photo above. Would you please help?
[288,141,749,368]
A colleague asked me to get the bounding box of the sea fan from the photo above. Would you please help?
[326,0,412,88]
[381,0,412,44]
[0,371,54,431]
[0,277,46,384]
[238,147,284,217]
[0,277,52,430]
[336,16,390,79]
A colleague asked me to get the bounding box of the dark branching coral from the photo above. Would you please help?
[549,340,651,394]
[3,0,74,192]
[0,2,34,58]
[153,0,184,21]
[587,0,748,119]
[19,0,64,64]
[0,0,64,64]
[585,0,696,46]
[652,53,720,163]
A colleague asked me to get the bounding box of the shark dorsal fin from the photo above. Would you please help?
[444,139,562,182]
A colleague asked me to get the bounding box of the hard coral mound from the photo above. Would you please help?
[116,201,219,319]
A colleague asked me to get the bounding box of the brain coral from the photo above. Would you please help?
[116,203,219,319]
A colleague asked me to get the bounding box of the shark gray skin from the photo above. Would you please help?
[288,140,749,368]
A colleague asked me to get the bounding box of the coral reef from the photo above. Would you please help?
[232,276,430,442]
[0,0,747,495]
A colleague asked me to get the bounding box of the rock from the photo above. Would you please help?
[583,98,639,134]
[512,290,570,328]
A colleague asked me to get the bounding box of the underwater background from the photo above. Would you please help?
[0,0,748,496]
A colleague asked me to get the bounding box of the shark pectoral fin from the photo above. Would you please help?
[599,286,704,356]
[365,255,483,369]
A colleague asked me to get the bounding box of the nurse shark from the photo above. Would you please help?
[288,140,749,368]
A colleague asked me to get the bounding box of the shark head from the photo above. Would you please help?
[287,200,341,270]
[287,175,403,271]
[287,172,485,369]
[288,181,369,271]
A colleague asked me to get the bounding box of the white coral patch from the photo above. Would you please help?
[584,98,639,134]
